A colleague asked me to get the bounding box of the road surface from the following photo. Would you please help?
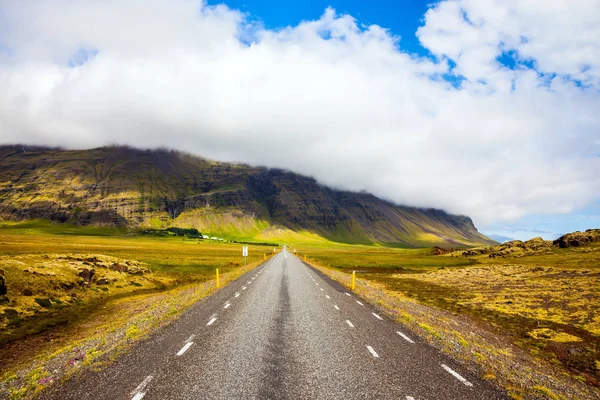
[42,248,506,400]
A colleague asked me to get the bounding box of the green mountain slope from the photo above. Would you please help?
[0,145,495,247]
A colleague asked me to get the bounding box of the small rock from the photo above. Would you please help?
[0,274,6,296]
[34,298,53,308]
[78,268,96,284]
[110,263,128,273]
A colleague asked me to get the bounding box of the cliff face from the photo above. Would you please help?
[0,145,495,247]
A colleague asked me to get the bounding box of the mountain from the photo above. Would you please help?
[0,145,495,247]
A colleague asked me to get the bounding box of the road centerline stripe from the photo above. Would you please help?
[345,293,351,297]
[356,300,364,306]
[366,346,380,358]
[346,320,355,328]
[207,317,217,326]
[130,375,153,398]
[334,305,340,310]
[176,342,194,356]
[131,392,147,400]
[185,334,195,343]
[397,331,415,343]
[441,364,473,387]
[371,312,383,320]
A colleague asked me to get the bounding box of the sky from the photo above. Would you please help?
[0,0,599,241]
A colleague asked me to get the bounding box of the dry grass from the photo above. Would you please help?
[0,223,274,399]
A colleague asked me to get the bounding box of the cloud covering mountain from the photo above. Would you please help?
[0,0,599,226]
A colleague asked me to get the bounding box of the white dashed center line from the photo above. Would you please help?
[441,364,473,387]
[224,303,231,309]
[130,375,153,400]
[345,293,351,297]
[131,393,146,400]
[356,301,364,306]
[345,320,355,328]
[334,305,340,310]
[406,397,416,400]
[235,292,240,297]
[176,342,194,356]
[397,331,415,343]
[371,313,383,320]
[207,317,217,326]
[185,334,195,343]
[320,288,324,291]
[326,295,330,299]
[366,346,380,358]
[242,286,247,290]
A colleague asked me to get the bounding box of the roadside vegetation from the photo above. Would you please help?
[3,218,600,400]
[0,221,273,399]
[298,237,600,400]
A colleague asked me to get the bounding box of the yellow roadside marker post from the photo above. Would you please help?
[351,271,356,291]
[264,253,266,261]
[216,269,220,288]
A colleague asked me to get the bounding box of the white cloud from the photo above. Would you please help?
[0,0,599,226]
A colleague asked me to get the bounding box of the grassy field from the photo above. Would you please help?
[299,242,600,399]
[0,220,275,399]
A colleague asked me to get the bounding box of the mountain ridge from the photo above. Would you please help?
[0,145,495,247]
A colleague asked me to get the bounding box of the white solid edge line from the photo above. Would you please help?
[356,301,364,306]
[441,364,473,387]
[397,331,415,344]
[207,317,217,326]
[366,346,379,358]
[334,305,340,310]
[346,320,355,328]
[130,375,153,396]
[176,342,194,356]
[372,312,383,320]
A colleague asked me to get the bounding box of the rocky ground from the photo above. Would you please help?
[449,229,600,259]
[0,254,161,338]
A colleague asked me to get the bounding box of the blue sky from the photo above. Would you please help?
[207,0,430,54]
[203,0,599,241]
[1,0,599,242]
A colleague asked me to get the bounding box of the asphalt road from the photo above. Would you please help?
[42,248,507,400]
